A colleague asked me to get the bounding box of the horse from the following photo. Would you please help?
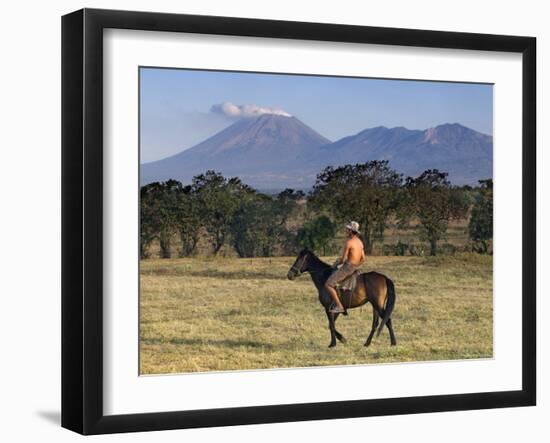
[287,248,397,348]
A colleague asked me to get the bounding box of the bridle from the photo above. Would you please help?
[289,252,328,276]
[289,253,308,275]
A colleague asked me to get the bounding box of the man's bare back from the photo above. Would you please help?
[326,221,365,313]
[342,235,365,266]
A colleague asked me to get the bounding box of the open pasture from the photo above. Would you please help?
[140,253,492,374]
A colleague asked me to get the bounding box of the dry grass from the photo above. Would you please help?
[139,253,492,374]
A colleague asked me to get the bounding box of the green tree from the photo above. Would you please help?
[230,189,302,257]
[310,160,403,254]
[175,185,202,256]
[192,171,254,254]
[469,179,493,253]
[405,169,468,256]
[273,189,305,255]
[296,216,336,256]
[230,194,272,257]
[140,185,158,258]
[450,186,475,218]
[140,180,182,258]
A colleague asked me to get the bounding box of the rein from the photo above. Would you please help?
[291,253,332,275]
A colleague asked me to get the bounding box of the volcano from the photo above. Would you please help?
[140,114,331,190]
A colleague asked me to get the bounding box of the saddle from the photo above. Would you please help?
[333,270,361,316]
[337,270,361,293]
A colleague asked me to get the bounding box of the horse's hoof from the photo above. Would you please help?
[391,342,397,346]
[328,343,336,348]
[339,337,347,344]
[364,341,371,347]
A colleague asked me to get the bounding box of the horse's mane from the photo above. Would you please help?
[306,250,332,271]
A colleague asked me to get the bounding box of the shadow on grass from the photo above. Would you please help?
[146,269,286,281]
[142,337,276,350]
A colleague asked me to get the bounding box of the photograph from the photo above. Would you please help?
[138,67,494,375]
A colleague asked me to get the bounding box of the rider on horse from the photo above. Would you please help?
[325,221,365,314]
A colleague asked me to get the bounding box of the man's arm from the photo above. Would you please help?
[333,242,350,267]
[340,242,351,264]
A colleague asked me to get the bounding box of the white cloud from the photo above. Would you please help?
[210,102,292,119]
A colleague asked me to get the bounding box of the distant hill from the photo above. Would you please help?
[314,123,493,186]
[141,115,492,190]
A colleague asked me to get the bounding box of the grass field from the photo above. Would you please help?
[140,253,493,374]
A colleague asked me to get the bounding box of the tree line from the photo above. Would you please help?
[140,161,493,259]
[140,171,304,259]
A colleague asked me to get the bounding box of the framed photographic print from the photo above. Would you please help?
[61,8,536,435]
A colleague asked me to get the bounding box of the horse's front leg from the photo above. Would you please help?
[326,309,344,347]
[333,313,346,343]
[335,327,346,344]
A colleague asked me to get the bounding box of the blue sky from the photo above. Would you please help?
[140,67,493,163]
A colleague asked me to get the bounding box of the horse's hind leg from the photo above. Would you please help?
[386,318,397,346]
[364,307,380,347]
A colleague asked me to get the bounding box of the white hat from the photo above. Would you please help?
[345,221,360,233]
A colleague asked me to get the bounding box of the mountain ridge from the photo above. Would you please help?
[141,114,493,189]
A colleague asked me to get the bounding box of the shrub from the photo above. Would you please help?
[408,244,426,256]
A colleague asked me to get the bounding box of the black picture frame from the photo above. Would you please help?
[62,8,536,435]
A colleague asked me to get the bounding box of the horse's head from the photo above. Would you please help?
[287,248,311,280]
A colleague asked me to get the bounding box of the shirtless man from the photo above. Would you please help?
[325,221,365,314]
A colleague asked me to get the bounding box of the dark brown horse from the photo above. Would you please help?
[287,248,397,348]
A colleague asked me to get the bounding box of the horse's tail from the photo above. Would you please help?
[376,277,396,337]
